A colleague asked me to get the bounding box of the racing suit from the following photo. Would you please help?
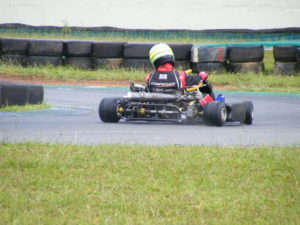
[145,63,214,98]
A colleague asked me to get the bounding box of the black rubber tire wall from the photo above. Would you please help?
[93,58,123,69]
[227,62,265,73]
[64,41,93,57]
[274,62,299,75]
[0,82,44,106]
[191,46,227,63]
[28,56,62,66]
[1,54,27,66]
[64,57,93,69]
[28,40,64,56]
[27,85,44,104]
[1,54,28,67]
[227,45,264,62]
[273,46,297,62]
[167,43,193,60]
[123,43,156,59]
[191,62,226,73]
[93,42,126,58]
[123,59,152,70]
[0,38,29,55]
[1,82,27,106]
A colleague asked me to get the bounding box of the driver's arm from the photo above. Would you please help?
[185,71,208,86]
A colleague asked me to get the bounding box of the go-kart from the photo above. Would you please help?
[98,79,254,127]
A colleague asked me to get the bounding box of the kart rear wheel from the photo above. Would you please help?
[203,102,227,127]
[98,98,122,123]
[244,101,254,125]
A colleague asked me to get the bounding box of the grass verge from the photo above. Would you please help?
[0,143,299,225]
[1,62,299,93]
[0,52,299,93]
[0,102,51,112]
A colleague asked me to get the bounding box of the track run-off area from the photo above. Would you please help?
[0,86,299,146]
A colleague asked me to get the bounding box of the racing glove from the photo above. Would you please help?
[199,71,208,81]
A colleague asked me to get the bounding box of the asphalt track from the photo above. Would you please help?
[0,86,299,146]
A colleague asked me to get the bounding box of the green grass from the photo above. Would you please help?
[0,143,299,225]
[1,59,300,93]
[0,102,51,112]
[0,63,144,82]
[209,73,300,93]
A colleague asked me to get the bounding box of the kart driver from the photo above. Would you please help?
[145,43,214,98]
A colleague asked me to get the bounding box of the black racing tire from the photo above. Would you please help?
[191,62,226,73]
[28,40,64,56]
[274,62,298,75]
[123,43,156,59]
[203,101,227,127]
[92,41,126,58]
[27,85,44,104]
[93,58,123,69]
[191,46,227,63]
[28,56,62,66]
[0,82,28,106]
[98,98,122,123]
[1,54,27,66]
[273,46,297,62]
[64,41,93,57]
[244,101,254,125]
[227,62,265,74]
[0,38,29,55]
[123,59,153,71]
[167,43,193,60]
[227,45,264,63]
[0,82,43,106]
[64,57,93,69]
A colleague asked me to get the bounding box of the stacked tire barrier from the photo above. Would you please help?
[64,41,93,69]
[273,46,300,75]
[0,38,28,66]
[168,43,193,69]
[28,39,63,66]
[0,81,44,107]
[191,46,227,73]
[0,38,300,74]
[92,41,125,69]
[227,45,265,73]
[122,43,154,70]
[122,42,193,70]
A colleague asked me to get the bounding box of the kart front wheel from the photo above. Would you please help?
[244,101,254,125]
[98,98,122,123]
[203,102,227,127]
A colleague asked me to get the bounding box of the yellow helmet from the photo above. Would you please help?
[149,43,175,68]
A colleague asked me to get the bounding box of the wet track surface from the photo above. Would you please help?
[0,86,300,146]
